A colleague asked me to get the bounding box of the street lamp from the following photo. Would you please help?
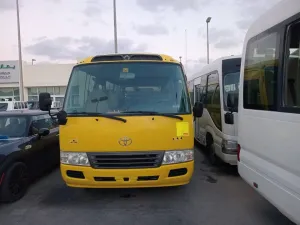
[113,0,118,53]
[16,0,25,101]
[206,17,212,64]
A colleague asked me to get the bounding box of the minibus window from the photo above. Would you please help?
[243,32,279,111]
[222,58,241,112]
[284,21,300,108]
[64,62,191,115]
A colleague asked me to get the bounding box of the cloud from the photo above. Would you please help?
[83,0,104,18]
[0,0,16,11]
[186,58,208,76]
[214,39,238,49]
[199,27,240,49]
[235,0,281,30]
[133,24,169,35]
[0,0,61,12]
[136,0,207,12]
[25,36,148,60]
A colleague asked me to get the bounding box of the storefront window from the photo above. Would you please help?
[28,87,38,95]
[60,86,66,95]
[0,88,13,97]
[28,86,67,101]
[54,87,60,95]
[0,88,20,101]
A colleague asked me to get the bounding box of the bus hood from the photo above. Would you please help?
[60,115,194,152]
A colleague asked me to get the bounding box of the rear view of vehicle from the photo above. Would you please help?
[188,56,241,165]
[39,54,201,188]
[238,0,300,224]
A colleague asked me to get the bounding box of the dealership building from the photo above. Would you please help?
[0,60,74,105]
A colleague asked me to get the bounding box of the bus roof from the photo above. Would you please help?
[77,53,180,64]
[190,55,241,81]
[245,0,300,43]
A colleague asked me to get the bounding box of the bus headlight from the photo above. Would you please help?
[60,151,90,166]
[162,150,194,165]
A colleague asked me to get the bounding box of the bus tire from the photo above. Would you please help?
[207,143,220,166]
[0,162,29,203]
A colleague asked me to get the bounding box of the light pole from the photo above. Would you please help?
[16,0,24,101]
[185,29,188,71]
[206,17,211,64]
[113,0,118,53]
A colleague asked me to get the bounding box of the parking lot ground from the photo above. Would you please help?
[0,146,295,225]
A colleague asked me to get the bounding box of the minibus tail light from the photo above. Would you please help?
[237,144,241,162]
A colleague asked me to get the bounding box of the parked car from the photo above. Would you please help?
[0,110,59,203]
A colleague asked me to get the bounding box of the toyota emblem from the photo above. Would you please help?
[118,137,132,146]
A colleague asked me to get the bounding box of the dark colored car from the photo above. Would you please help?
[0,110,59,203]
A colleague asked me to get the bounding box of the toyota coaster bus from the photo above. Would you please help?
[39,53,202,188]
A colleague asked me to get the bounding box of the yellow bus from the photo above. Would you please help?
[39,53,202,188]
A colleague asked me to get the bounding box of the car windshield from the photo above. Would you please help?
[64,62,191,114]
[0,116,28,138]
[223,58,241,112]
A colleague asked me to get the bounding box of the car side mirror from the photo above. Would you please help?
[193,102,203,118]
[38,128,50,137]
[39,92,52,111]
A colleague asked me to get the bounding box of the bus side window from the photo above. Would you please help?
[243,32,280,111]
[283,20,300,108]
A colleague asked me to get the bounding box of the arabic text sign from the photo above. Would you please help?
[0,61,20,83]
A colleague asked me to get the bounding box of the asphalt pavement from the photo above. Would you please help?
[0,146,295,225]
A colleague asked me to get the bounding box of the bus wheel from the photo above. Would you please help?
[208,143,220,166]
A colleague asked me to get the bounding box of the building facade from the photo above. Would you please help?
[0,60,74,105]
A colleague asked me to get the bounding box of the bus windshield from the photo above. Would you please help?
[64,62,191,115]
[222,58,241,112]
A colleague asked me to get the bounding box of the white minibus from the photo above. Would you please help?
[188,55,241,165]
[237,0,300,224]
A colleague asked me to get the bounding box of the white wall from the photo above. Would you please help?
[23,63,74,87]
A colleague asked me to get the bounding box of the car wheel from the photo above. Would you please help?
[0,162,29,203]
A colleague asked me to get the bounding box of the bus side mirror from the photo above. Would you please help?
[39,93,52,111]
[57,110,68,125]
[193,102,203,118]
[224,112,234,124]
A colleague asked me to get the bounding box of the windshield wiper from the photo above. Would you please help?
[122,111,183,120]
[68,112,127,123]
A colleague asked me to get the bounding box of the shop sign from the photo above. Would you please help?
[0,61,20,83]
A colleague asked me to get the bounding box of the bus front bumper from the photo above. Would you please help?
[60,161,194,188]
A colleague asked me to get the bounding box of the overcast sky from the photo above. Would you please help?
[0,0,280,76]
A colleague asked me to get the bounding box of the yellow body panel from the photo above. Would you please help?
[60,115,194,188]
[60,115,193,152]
[61,161,194,188]
[77,53,180,65]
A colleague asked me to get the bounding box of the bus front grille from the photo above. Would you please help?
[87,151,164,169]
